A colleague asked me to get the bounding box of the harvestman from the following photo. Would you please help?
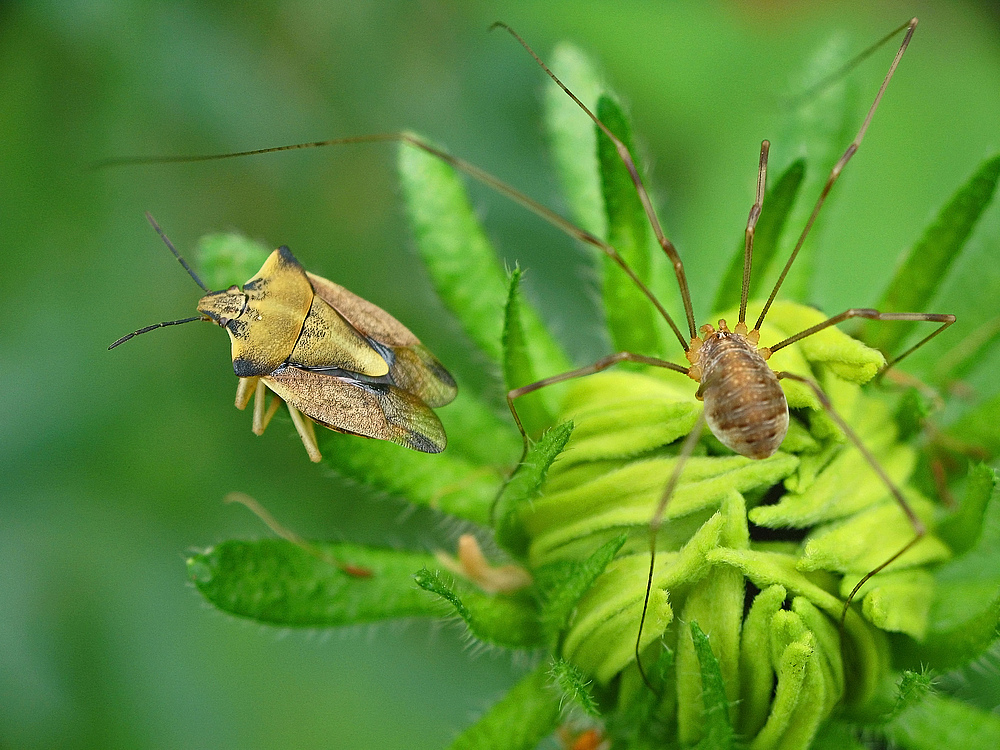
[101,17,954,687]
[490,18,954,683]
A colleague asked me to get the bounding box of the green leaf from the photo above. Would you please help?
[503,267,556,434]
[597,94,660,355]
[195,232,271,289]
[800,497,950,577]
[689,621,735,750]
[947,392,1000,458]
[527,453,797,566]
[883,692,1000,749]
[320,430,501,525]
[895,468,1000,670]
[543,43,606,238]
[677,495,747,744]
[549,658,600,717]
[772,33,857,301]
[888,670,935,722]
[707,548,891,708]
[859,569,935,640]
[398,137,508,363]
[749,405,918,530]
[868,154,1000,353]
[437,388,523,467]
[413,568,542,648]
[894,387,932,442]
[398,137,570,375]
[810,722,867,750]
[739,584,786,738]
[752,612,827,750]
[535,533,627,648]
[186,539,440,626]
[553,370,701,468]
[792,596,844,713]
[758,301,886,384]
[493,422,574,558]
[937,462,997,555]
[562,509,729,683]
[713,159,806,314]
[448,662,561,750]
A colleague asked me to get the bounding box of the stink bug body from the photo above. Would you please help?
[111,214,457,461]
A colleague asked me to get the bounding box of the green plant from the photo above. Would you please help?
[184,42,1000,750]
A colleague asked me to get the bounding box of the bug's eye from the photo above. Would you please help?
[218,316,230,327]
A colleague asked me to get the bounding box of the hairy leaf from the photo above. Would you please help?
[414,569,542,648]
[447,663,561,750]
[493,421,575,558]
[187,539,439,626]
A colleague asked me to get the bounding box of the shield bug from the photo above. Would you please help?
[110,213,457,462]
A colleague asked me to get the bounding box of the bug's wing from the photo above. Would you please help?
[264,366,447,453]
[382,344,457,408]
[307,272,457,407]
[307,272,419,345]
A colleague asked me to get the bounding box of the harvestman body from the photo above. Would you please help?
[102,17,955,688]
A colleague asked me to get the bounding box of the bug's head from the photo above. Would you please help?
[197,286,249,331]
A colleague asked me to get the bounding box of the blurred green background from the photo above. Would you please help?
[2,0,999,748]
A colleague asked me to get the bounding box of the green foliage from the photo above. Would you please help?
[503,267,557,434]
[447,663,562,750]
[414,569,542,648]
[181,35,1000,750]
[493,422,575,558]
[195,232,272,289]
[596,95,661,355]
[868,155,1000,352]
[690,622,736,750]
[549,658,601,717]
[187,539,442,626]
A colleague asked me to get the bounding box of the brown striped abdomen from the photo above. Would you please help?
[696,330,788,459]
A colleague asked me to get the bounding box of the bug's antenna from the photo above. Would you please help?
[145,212,209,292]
[108,316,207,350]
[109,213,212,349]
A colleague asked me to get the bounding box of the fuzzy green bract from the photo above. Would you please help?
[186,44,1000,750]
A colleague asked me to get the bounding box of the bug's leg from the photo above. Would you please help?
[285,403,322,463]
[235,376,258,410]
[753,19,918,331]
[738,141,770,327]
[776,371,925,625]
[635,411,706,692]
[100,89,689,351]
[493,22,698,342]
[762,309,956,375]
[507,353,690,458]
[252,380,283,435]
